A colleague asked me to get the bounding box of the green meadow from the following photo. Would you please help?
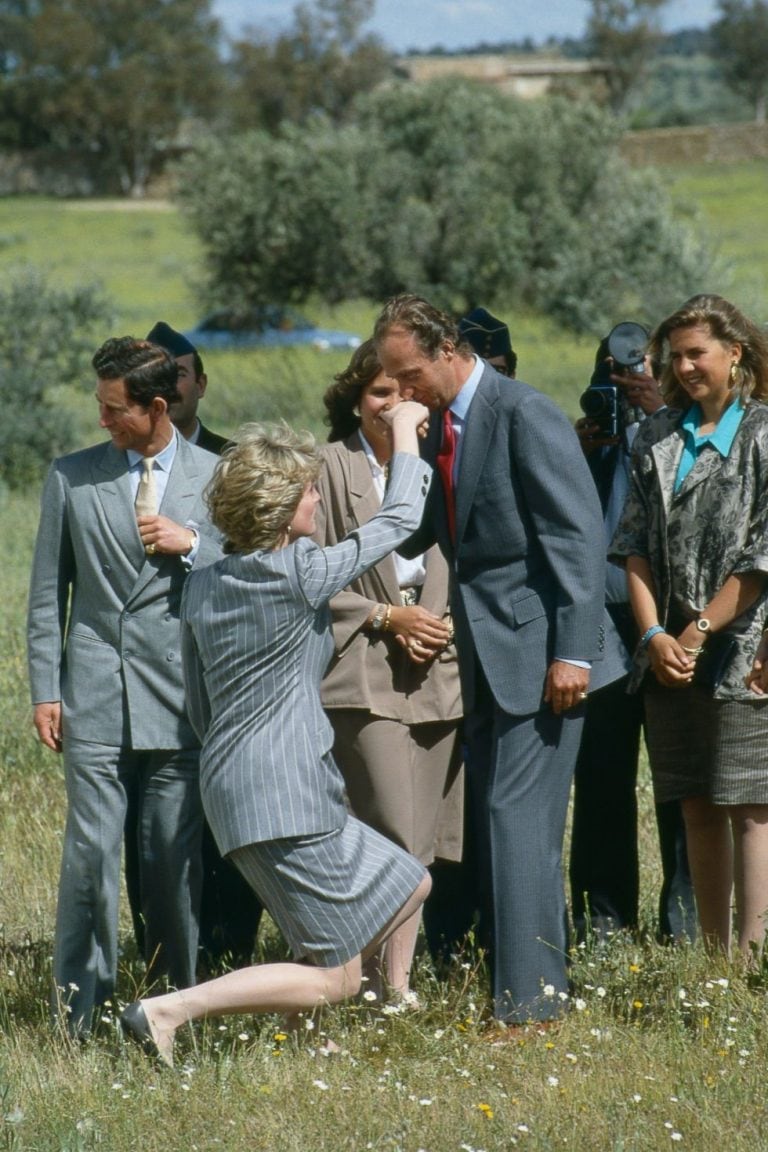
[2,161,768,1150]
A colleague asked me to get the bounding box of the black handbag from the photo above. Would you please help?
[692,632,738,692]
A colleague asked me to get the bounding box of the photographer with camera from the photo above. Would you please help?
[570,323,696,944]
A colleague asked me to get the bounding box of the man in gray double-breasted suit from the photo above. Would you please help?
[27,336,221,1036]
[375,296,628,1027]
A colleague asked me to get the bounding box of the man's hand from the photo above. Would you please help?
[544,660,590,714]
[614,362,663,417]
[574,416,618,454]
[137,515,196,556]
[34,701,62,752]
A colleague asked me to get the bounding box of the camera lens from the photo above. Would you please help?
[580,390,611,417]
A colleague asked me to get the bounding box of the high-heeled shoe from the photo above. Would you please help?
[120,1002,173,1069]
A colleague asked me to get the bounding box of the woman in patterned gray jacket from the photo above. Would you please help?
[610,294,768,957]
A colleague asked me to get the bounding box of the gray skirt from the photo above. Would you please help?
[229,814,426,967]
[644,677,768,805]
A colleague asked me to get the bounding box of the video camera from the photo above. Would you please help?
[579,321,649,439]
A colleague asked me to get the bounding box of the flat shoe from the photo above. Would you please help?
[120,1002,173,1068]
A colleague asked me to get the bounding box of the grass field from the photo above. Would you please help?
[2,161,768,1150]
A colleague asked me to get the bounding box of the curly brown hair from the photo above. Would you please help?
[650,294,768,410]
[322,338,382,442]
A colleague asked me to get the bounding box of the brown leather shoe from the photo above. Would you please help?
[483,1018,562,1043]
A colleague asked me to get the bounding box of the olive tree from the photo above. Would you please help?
[177,80,710,332]
[712,0,768,122]
[0,272,112,488]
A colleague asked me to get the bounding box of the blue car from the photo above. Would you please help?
[183,305,362,352]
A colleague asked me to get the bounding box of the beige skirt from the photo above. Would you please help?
[328,711,464,864]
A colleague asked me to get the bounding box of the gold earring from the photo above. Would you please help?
[730,362,738,383]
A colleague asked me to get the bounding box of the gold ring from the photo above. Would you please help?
[579,692,588,700]
[146,543,157,555]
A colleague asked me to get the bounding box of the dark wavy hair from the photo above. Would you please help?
[92,336,181,408]
[322,338,382,442]
[373,293,471,359]
[650,294,768,410]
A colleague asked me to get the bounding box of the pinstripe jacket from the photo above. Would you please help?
[180,451,432,855]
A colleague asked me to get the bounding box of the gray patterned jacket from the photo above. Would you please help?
[609,402,768,698]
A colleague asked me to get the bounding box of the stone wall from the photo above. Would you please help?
[619,122,768,166]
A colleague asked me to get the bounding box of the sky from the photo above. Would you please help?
[211,0,719,53]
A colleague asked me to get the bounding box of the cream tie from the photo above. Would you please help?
[135,456,158,517]
[135,457,159,555]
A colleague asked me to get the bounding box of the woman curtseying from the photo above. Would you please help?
[120,404,432,1066]
[610,293,768,956]
[315,340,463,998]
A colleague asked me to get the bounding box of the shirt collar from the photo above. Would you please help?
[126,429,178,471]
[357,430,387,479]
[681,398,744,457]
[449,355,484,422]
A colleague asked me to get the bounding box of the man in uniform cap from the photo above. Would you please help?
[458,307,517,379]
[146,321,229,454]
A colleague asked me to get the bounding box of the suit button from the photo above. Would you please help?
[166,653,175,662]
[102,564,112,574]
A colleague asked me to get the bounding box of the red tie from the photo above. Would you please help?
[436,408,457,542]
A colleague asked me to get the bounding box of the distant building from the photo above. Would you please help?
[396,55,610,99]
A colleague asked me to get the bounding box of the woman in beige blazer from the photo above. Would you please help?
[316,340,464,1000]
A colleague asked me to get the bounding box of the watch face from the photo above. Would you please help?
[696,618,711,633]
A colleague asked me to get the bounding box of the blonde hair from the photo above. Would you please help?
[206,421,320,553]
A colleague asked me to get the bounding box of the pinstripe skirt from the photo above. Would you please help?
[228,815,426,967]
[644,677,768,805]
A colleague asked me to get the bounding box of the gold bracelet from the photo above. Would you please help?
[681,644,704,656]
[383,605,392,632]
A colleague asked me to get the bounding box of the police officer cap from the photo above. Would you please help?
[146,321,197,359]
[457,307,512,360]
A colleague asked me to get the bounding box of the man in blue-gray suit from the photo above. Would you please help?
[375,295,627,1029]
[27,336,221,1037]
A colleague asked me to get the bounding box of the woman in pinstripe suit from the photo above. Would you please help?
[120,409,433,1067]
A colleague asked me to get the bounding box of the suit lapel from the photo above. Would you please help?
[345,435,400,603]
[650,427,684,518]
[160,435,203,527]
[92,442,146,567]
[129,437,202,602]
[455,369,498,545]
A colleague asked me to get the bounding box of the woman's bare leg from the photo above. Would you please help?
[131,873,431,1065]
[731,803,768,955]
[382,909,423,999]
[682,795,733,952]
[135,956,362,1065]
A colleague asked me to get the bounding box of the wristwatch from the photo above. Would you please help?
[695,617,712,634]
[370,604,387,631]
